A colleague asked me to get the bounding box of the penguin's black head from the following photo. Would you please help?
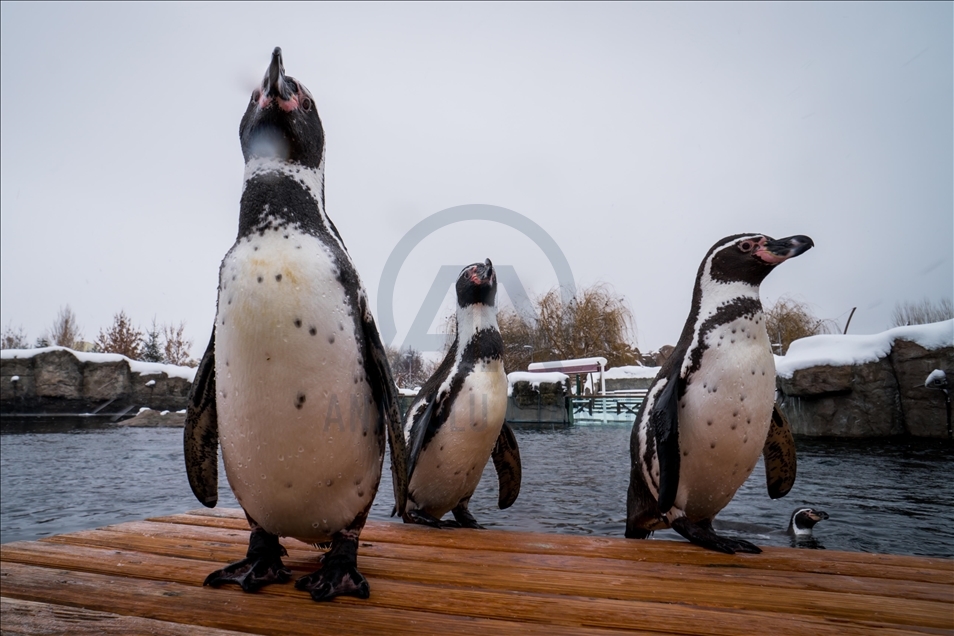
[239,47,325,169]
[708,233,814,286]
[790,507,829,533]
[456,259,497,308]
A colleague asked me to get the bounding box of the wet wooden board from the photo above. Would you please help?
[1,508,951,635]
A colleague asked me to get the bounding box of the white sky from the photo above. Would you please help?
[1,3,951,360]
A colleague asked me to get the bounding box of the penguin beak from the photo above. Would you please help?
[483,258,495,283]
[264,47,293,101]
[809,510,829,522]
[756,235,814,265]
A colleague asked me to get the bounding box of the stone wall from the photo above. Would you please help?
[777,341,953,438]
[1,350,193,415]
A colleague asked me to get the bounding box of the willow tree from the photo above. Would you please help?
[498,283,640,372]
[764,296,834,355]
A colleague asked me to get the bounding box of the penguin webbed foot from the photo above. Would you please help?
[451,504,485,529]
[671,517,762,555]
[295,535,369,601]
[204,527,291,592]
[401,509,459,528]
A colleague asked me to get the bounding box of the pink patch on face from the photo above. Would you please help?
[256,94,301,112]
[755,247,787,264]
[278,95,301,112]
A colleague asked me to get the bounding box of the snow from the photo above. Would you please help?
[145,379,156,387]
[398,387,420,397]
[603,365,661,380]
[775,319,953,379]
[508,371,567,397]
[138,407,152,414]
[925,369,947,387]
[508,371,568,386]
[10,376,19,382]
[0,347,197,382]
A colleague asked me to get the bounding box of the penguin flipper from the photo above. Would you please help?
[184,330,218,508]
[359,304,408,517]
[406,399,436,482]
[763,403,797,499]
[491,421,521,509]
[651,371,682,513]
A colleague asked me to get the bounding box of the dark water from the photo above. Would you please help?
[2,423,952,557]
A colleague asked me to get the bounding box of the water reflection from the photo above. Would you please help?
[1,422,951,557]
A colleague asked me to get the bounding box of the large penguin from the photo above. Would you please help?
[184,47,407,601]
[626,233,811,553]
[401,259,521,528]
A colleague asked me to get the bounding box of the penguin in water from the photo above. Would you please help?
[787,507,829,538]
[184,47,407,602]
[401,259,521,528]
[626,233,813,554]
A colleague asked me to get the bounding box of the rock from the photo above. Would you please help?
[120,408,186,428]
[34,350,84,399]
[130,372,192,410]
[777,365,853,396]
[1,349,194,415]
[890,340,954,437]
[777,336,953,438]
[778,356,904,437]
[0,356,35,400]
[82,360,131,400]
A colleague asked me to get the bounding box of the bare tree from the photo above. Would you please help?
[96,311,144,359]
[48,305,82,349]
[163,321,196,367]
[764,296,834,355]
[498,309,537,373]
[1,322,29,349]
[890,298,954,328]
[385,345,436,389]
[498,283,641,370]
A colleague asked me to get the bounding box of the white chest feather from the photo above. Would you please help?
[214,228,381,542]
[674,313,775,519]
[408,359,508,517]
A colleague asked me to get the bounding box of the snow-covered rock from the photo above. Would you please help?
[775,320,953,437]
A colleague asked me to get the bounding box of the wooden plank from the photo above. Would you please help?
[138,513,954,586]
[37,525,952,604]
[0,596,244,636]
[0,541,926,636]
[0,562,627,636]
[158,509,954,574]
[15,531,954,631]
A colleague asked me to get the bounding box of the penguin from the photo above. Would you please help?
[401,259,521,528]
[626,233,813,554]
[787,507,829,538]
[184,47,407,602]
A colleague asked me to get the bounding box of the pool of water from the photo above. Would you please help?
[1,423,951,557]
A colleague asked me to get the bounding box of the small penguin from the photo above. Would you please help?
[787,507,829,538]
[401,259,521,528]
[626,233,813,554]
[184,47,407,602]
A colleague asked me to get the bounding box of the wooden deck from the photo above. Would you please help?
[1,508,951,635]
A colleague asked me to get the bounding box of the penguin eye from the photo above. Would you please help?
[739,241,754,252]
[251,90,261,103]
[301,97,312,111]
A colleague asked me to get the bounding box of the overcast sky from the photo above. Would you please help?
[1,3,951,361]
